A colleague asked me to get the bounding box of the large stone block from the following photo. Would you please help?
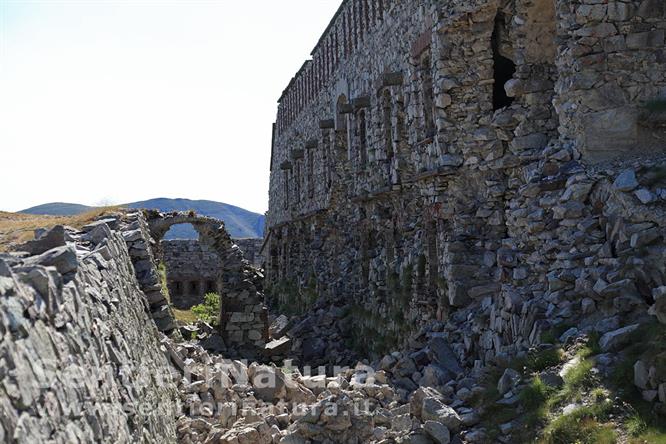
[582,107,638,159]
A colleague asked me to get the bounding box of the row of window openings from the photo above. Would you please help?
[281,49,516,209]
[171,280,217,296]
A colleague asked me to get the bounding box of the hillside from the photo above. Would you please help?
[127,198,265,239]
[19,198,265,239]
[20,202,92,216]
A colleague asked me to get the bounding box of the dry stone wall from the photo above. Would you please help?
[265,0,666,371]
[0,218,180,443]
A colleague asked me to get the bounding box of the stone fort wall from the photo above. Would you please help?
[161,238,264,309]
[265,0,666,360]
[162,240,222,308]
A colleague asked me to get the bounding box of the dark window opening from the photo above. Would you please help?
[382,90,393,159]
[420,54,436,139]
[189,281,198,295]
[492,13,516,111]
[324,131,332,188]
[284,172,289,207]
[357,109,368,168]
[205,280,216,293]
[173,281,183,296]
[294,161,301,205]
[307,149,315,199]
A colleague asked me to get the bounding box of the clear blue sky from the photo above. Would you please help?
[0,0,341,213]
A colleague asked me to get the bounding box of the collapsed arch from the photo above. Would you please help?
[145,210,268,349]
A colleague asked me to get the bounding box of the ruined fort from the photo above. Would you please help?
[265,0,666,357]
[1,0,666,443]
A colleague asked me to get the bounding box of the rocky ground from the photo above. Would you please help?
[170,305,666,444]
[2,208,665,443]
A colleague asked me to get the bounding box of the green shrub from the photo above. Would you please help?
[158,262,171,303]
[527,347,565,372]
[191,293,221,326]
[520,376,554,411]
[627,415,648,437]
[564,358,594,389]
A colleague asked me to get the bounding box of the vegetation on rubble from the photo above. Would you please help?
[191,293,221,326]
[158,261,197,324]
[0,206,123,252]
[474,326,666,443]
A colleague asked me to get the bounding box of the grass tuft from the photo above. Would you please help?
[541,401,616,444]
[527,347,565,372]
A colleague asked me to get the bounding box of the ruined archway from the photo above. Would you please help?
[160,224,222,309]
[145,210,268,349]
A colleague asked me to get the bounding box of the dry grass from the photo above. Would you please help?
[0,206,125,252]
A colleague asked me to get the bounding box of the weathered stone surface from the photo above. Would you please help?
[0,215,180,442]
[21,225,67,255]
[424,420,451,444]
[613,169,639,192]
[497,368,521,395]
[599,324,640,351]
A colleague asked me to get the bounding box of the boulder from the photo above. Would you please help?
[599,324,640,351]
[428,338,463,376]
[613,169,639,191]
[270,315,291,338]
[424,420,451,444]
[21,225,66,255]
[301,337,326,362]
[250,365,287,402]
[264,336,292,355]
[634,360,649,390]
[497,368,521,395]
[25,245,78,275]
[411,387,461,430]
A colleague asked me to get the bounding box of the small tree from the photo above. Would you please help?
[191,293,221,326]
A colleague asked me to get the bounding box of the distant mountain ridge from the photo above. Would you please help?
[19,198,265,239]
[19,202,93,216]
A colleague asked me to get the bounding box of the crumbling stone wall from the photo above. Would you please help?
[0,219,179,443]
[161,240,222,308]
[555,0,666,160]
[146,211,269,349]
[233,238,264,268]
[265,0,666,364]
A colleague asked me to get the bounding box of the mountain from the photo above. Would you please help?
[127,198,265,239]
[20,202,93,216]
[19,198,265,239]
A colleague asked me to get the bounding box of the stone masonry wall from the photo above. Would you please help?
[265,0,666,368]
[147,211,269,350]
[161,240,222,309]
[0,219,179,443]
[233,238,264,268]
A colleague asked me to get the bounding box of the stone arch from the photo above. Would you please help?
[145,210,268,349]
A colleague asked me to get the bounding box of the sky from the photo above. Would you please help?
[0,0,342,214]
